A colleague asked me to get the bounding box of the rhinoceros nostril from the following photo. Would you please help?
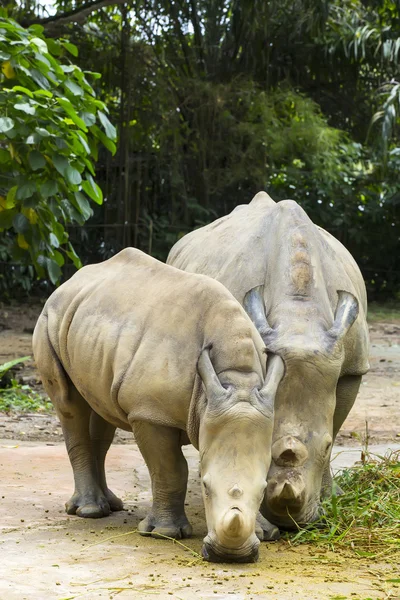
[279,449,297,464]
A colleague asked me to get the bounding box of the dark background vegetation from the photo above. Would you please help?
[3,0,400,300]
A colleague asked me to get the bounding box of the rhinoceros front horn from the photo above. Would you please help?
[327,290,359,342]
[243,285,273,342]
[197,346,226,407]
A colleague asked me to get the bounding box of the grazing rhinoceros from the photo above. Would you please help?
[167,192,370,529]
[33,248,284,562]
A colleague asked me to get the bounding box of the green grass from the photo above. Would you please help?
[287,450,400,560]
[367,301,400,323]
[0,356,53,413]
[0,380,53,413]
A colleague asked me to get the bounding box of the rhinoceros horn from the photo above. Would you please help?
[243,286,273,342]
[258,353,284,412]
[197,345,226,407]
[327,290,359,342]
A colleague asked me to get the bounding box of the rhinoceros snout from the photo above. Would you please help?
[201,538,259,563]
[267,473,306,511]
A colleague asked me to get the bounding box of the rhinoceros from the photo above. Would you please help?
[167,192,370,528]
[33,247,285,562]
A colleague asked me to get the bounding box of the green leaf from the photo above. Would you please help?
[73,191,93,220]
[76,131,91,154]
[30,37,48,54]
[28,150,46,171]
[33,89,53,98]
[6,186,17,208]
[51,154,69,176]
[66,166,82,185]
[14,102,36,115]
[40,180,58,198]
[13,213,30,233]
[81,174,103,204]
[28,24,45,35]
[66,242,82,269]
[46,38,60,56]
[35,127,51,138]
[12,85,34,98]
[91,125,116,155]
[80,111,96,127]
[63,42,78,57]
[49,232,60,248]
[30,68,50,90]
[53,250,65,266]
[0,51,11,60]
[64,80,84,96]
[98,111,117,140]
[0,210,15,229]
[0,117,14,133]
[47,258,61,285]
[57,98,88,131]
[16,182,36,200]
[0,356,31,377]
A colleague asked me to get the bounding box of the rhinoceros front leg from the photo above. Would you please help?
[256,512,280,541]
[90,410,123,511]
[322,374,362,498]
[132,421,192,539]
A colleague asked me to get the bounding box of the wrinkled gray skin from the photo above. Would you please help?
[167,193,370,529]
[33,248,284,562]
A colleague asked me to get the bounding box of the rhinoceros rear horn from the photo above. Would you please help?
[327,291,359,342]
[243,286,273,342]
[258,353,284,412]
[198,345,226,407]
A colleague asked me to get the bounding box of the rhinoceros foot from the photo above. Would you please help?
[138,513,193,540]
[65,489,112,518]
[255,512,280,541]
[104,488,124,511]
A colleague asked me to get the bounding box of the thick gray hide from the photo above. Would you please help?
[168,192,370,528]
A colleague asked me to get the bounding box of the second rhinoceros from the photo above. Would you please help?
[168,193,370,529]
[33,248,284,562]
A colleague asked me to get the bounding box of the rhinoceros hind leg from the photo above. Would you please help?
[132,421,192,540]
[255,512,280,541]
[90,410,124,511]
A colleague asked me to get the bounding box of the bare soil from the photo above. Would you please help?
[1,301,400,599]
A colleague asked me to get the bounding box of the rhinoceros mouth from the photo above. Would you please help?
[201,535,259,563]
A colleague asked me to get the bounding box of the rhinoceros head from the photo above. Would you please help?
[197,346,284,562]
[244,286,359,529]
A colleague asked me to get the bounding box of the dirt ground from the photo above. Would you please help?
[0,301,400,600]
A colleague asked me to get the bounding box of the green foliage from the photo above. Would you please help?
[0,17,117,283]
[0,380,53,413]
[0,354,52,413]
[288,451,400,560]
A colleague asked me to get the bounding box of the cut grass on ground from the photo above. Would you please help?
[288,450,400,561]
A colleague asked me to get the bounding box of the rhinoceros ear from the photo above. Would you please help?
[258,353,284,412]
[198,345,226,408]
[327,291,359,342]
[243,286,273,342]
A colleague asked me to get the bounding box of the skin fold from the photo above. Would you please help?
[168,192,370,529]
[33,248,283,562]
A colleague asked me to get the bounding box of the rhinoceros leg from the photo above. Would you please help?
[132,421,192,539]
[52,384,113,518]
[89,410,124,511]
[322,375,362,498]
[256,512,280,541]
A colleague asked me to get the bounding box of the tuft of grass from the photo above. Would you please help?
[0,380,53,413]
[0,355,53,413]
[287,450,400,560]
